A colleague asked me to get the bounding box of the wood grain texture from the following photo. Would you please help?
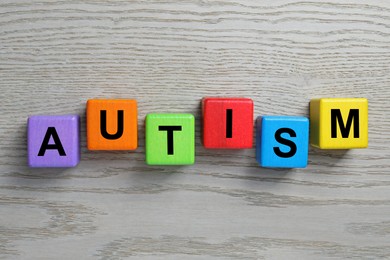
[1,0,390,259]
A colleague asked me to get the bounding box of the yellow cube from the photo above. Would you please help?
[310,98,368,149]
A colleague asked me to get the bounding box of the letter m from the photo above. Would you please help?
[331,109,359,138]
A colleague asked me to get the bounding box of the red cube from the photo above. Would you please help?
[202,97,254,149]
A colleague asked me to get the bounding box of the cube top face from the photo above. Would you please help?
[256,116,309,168]
[87,99,138,150]
[310,98,368,149]
[28,115,80,168]
[202,97,253,149]
[145,113,195,165]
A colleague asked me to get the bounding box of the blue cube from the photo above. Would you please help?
[256,116,309,168]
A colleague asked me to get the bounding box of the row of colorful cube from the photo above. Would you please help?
[28,97,368,168]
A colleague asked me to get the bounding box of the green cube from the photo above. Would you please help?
[145,113,195,165]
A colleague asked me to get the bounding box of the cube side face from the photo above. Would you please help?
[255,117,263,165]
[28,115,80,168]
[87,99,138,150]
[318,98,368,149]
[309,99,321,148]
[258,116,309,168]
[203,97,253,149]
[145,113,195,165]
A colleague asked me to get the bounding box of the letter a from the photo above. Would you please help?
[38,127,66,156]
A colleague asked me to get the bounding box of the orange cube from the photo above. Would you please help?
[87,99,138,150]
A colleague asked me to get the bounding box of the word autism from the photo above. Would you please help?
[27,97,368,168]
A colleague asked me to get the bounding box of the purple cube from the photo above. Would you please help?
[28,115,80,167]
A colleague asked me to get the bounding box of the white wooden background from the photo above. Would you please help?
[1,0,390,259]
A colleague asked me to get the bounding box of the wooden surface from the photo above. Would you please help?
[1,0,390,259]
